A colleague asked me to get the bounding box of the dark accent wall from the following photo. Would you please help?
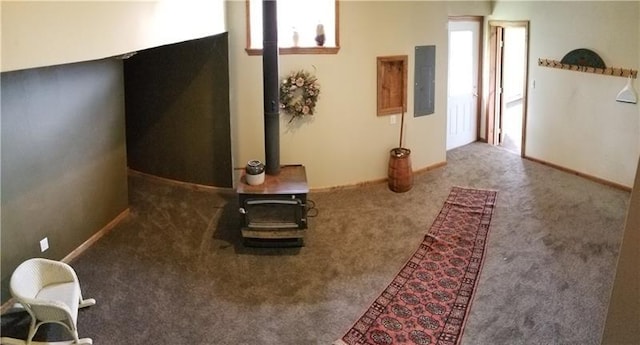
[1,59,129,302]
[124,33,232,188]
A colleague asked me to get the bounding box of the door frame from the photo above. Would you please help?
[487,20,530,156]
[448,16,484,143]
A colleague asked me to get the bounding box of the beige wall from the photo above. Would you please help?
[488,1,639,188]
[1,1,226,72]
[228,1,453,188]
[447,0,493,16]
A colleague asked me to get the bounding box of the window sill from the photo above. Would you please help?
[245,46,340,56]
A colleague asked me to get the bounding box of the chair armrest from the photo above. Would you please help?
[20,296,76,323]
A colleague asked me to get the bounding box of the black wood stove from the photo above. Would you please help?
[235,1,310,247]
[237,165,308,247]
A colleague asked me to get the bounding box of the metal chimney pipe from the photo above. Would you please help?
[263,0,280,175]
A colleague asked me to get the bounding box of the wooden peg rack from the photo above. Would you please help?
[538,58,637,79]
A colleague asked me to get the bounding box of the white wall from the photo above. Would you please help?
[228,1,456,189]
[1,0,226,72]
[489,1,639,187]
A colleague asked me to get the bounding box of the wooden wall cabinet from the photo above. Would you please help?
[377,55,408,116]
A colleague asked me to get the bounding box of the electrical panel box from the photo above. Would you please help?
[414,45,436,117]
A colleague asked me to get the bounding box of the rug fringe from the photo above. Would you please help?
[453,185,499,193]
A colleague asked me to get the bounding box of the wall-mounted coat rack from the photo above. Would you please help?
[538,58,638,79]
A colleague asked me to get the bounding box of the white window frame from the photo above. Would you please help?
[245,0,340,55]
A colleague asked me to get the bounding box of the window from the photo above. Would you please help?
[245,0,340,55]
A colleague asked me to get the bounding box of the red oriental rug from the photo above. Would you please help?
[335,187,497,345]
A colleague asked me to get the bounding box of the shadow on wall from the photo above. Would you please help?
[124,33,233,188]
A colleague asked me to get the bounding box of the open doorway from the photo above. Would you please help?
[487,21,529,156]
[447,17,482,150]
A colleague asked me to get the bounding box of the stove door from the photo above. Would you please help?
[241,199,306,229]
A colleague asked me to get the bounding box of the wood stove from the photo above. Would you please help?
[237,165,308,247]
[235,1,311,247]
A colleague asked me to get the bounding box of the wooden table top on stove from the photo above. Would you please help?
[237,165,308,195]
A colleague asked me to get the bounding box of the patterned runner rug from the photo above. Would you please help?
[335,187,497,345]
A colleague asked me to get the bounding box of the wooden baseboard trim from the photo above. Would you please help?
[133,163,450,193]
[128,169,234,193]
[311,161,447,192]
[312,177,388,192]
[524,156,632,192]
[61,208,130,264]
[1,208,131,313]
[414,161,448,175]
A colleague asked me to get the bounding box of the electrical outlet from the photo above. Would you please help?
[40,237,49,252]
[390,115,397,125]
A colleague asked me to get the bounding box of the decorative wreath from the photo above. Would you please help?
[279,70,320,121]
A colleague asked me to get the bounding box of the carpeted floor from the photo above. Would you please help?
[8,143,630,345]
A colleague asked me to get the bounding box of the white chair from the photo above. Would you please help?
[8,258,96,345]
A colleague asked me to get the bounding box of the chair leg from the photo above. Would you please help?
[26,327,36,345]
[26,320,42,345]
[71,329,93,345]
[78,289,96,308]
[78,298,96,309]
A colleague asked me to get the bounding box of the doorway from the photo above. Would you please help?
[488,21,529,156]
[447,18,482,150]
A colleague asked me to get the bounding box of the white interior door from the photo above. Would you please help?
[499,26,527,154]
[447,20,480,150]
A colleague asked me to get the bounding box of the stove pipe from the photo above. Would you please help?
[263,0,280,175]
